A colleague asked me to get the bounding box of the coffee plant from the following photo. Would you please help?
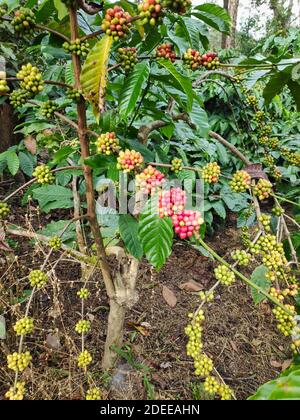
[0,0,299,401]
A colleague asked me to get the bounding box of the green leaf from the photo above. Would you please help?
[119,61,150,120]
[139,199,173,270]
[263,71,290,106]
[52,146,75,164]
[65,61,75,86]
[53,0,68,20]
[288,79,300,112]
[158,59,193,111]
[80,35,113,119]
[119,214,143,260]
[19,152,34,177]
[6,151,19,176]
[193,3,231,34]
[249,368,300,400]
[39,220,76,242]
[212,201,226,219]
[250,265,271,305]
[189,100,210,136]
[33,185,73,213]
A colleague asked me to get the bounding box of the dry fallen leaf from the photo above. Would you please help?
[162,286,177,308]
[281,359,292,371]
[179,280,203,292]
[127,322,150,337]
[24,135,37,155]
[46,332,61,350]
[230,340,238,352]
[270,360,282,368]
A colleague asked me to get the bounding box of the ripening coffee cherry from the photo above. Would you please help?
[75,320,91,334]
[96,132,120,155]
[12,8,36,36]
[259,124,272,137]
[135,165,165,194]
[40,100,59,119]
[246,95,258,107]
[161,0,192,14]
[117,149,144,172]
[138,0,164,26]
[194,353,214,377]
[230,170,251,193]
[117,48,138,73]
[272,206,284,217]
[101,6,132,42]
[202,162,221,184]
[13,317,34,336]
[156,44,177,63]
[158,187,186,218]
[183,49,202,71]
[171,210,204,239]
[201,51,220,70]
[231,249,251,267]
[259,214,271,232]
[253,178,272,201]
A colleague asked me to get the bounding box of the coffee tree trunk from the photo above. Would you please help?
[0,103,20,152]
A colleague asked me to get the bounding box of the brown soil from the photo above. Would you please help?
[0,183,290,401]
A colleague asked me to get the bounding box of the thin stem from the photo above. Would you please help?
[272,194,300,208]
[35,24,70,42]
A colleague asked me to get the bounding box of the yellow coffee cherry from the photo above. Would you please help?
[214,265,235,286]
[202,162,221,184]
[49,236,62,251]
[253,179,272,201]
[230,170,251,193]
[5,381,26,400]
[218,383,233,400]
[86,387,102,400]
[0,79,10,93]
[231,249,251,267]
[7,351,32,372]
[0,201,10,219]
[29,269,48,288]
[77,288,90,299]
[117,149,143,172]
[17,63,44,94]
[12,8,35,35]
[77,350,93,369]
[259,214,271,232]
[171,158,183,174]
[13,317,34,335]
[33,164,55,185]
[199,291,214,302]
[194,353,213,377]
[204,376,219,394]
[75,320,91,334]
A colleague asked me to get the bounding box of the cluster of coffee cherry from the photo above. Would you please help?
[63,39,89,56]
[183,49,203,70]
[13,317,34,336]
[96,132,120,155]
[138,0,163,26]
[158,187,186,218]
[162,0,191,14]
[259,124,272,137]
[171,210,204,239]
[12,8,36,35]
[77,349,93,369]
[253,110,265,123]
[201,52,220,70]
[67,88,82,102]
[185,310,233,399]
[117,149,144,172]
[10,89,30,108]
[214,265,236,286]
[29,269,49,288]
[171,157,183,174]
[246,95,258,107]
[40,100,58,119]
[5,382,26,400]
[33,164,55,185]
[272,206,284,217]
[231,249,251,267]
[258,214,271,232]
[75,320,91,334]
[202,162,221,184]
[156,44,177,63]
[117,48,138,72]
[7,351,32,373]
[86,387,102,400]
[230,170,251,193]
[135,165,165,194]
[17,63,44,94]
[0,79,9,93]
[0,5,7,17]
[101,6,131,41]
[0,201,10,219]
[281,148,300,167]
[253,178,273,201]
[49,236,62,251]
